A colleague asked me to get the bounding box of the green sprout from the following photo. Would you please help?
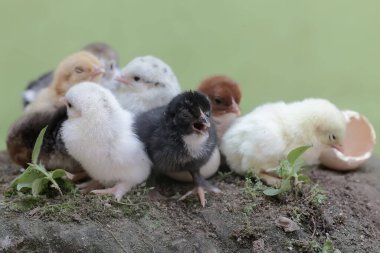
[263,145,312,196]
[11,126,66,197]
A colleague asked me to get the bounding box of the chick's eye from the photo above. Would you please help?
[214,98,222,105]
[109,63,114,70]
[133,76,140,82]
[74,67,84,74]
[329,134,336,141]
[67,102,72,108]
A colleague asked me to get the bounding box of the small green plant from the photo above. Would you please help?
[243,203,257,215]
[11,127,66,197]
[291,238,341,253]
[321,239,341,253]
[263,145,312,196]
[244,176,266,198]
[305,185,327,206]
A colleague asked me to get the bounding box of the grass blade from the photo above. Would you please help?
[32,126,48,164]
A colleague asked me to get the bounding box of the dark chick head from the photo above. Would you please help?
[82,42,119,81]
[82,42,119,67]
[166,91,212,136]
[198,75,241,117]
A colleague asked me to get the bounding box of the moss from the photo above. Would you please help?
[2,184,153,222]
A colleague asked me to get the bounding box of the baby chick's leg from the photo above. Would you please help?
[77,180,103,193]
[91,182,132,201]
[178,171,221,207]
[258,170,282,187]
[65,171,89,183]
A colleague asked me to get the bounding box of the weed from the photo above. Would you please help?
[243,203,257,215]
[263,145,312,196]
[244,176,266,198]
[10,127,68,197]
[217,171,233,180]
[291,238,341,253]
[305,185,327,206]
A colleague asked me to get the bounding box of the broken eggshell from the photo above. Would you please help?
[319,110,376,171]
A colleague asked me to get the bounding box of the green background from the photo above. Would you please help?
[0,1,378,153]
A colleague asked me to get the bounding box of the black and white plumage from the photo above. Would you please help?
[134,91,220,207]
[61,82,152,201]
[7,106,82,173]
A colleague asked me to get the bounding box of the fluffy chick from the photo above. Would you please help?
[7,106,82,173]
[23,42,119,108]
[165,75,241,183]
[114,55,181,114]
[61,82,151,201]
[221,98,346,186]
[198,75,242,141]
[25,51,104,113]
[83,42,120,92]
[134,91,219,207]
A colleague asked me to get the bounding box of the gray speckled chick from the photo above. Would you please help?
[114,55,181,114]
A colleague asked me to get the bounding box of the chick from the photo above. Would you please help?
[7,106,82,173]
[198,75,242,141]
[134,91,219,207]
[23,42,119,108]
[61,82,152,201]
[22,72,53,108]
[114,55,181,114]
[25,51,105,114]
[220,98,346,185]
[82,42,120,92]
[167,76,241,183]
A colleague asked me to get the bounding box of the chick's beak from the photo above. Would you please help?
[91,66,105,77]
[59,97,69,107]
[228,99,241,115]
[193,111,210,133]
[115,75,130,85]
[331,143,344,152]
[199,112,211,128]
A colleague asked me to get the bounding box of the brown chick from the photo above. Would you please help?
[25,51,104,113]
[198,75,242,141]
[7,106,83,174]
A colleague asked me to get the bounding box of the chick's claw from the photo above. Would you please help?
[77,180,103,193]
[178,185,221,208]
[65,171,89,183]
[91,182,132,201]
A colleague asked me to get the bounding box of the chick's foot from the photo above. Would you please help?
[91,182,132,201]
[179,177,220,207]
[77,180,103,193]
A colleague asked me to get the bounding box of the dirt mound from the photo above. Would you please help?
[0,151,379,253]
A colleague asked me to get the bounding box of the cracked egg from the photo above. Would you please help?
[319,110,376,171]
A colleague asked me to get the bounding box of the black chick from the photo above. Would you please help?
[7,106,82,174]
[135,91,220,207]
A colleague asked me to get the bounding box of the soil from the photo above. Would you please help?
[0,150,379,253]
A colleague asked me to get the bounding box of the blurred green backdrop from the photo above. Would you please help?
[0,1,378,153]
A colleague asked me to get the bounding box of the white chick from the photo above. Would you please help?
[61,82,152,200]
[221,98,346,186]
[114,55,181,114]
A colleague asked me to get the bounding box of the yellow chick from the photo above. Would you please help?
[25,51,104,113]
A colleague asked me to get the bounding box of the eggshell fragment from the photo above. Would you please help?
[319,110,376,171]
